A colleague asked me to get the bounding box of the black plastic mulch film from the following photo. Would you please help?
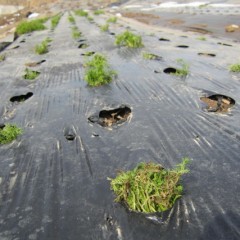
[0,9,240,240]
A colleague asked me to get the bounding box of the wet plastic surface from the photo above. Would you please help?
[0,10,240,240]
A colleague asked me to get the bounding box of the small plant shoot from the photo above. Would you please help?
[35,37,50,55]
[107,17,117,23]
[100,24,109,32]
[173,59,190,77]
[115,31,144,48]
[0,124,23,144]
[109,158,190,213]
[75,9,88,17]
[0,54,6,62]
[72,26,81,39]
[94,9,104,15]
[24,68,40,80]
[229,63,240,72]
[51,14,61,29]
[68,14,75,24]
[84,54,117,87]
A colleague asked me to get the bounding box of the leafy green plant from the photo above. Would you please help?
[87,16,94,22]
[16,18,47,35]
[172,59,189,77]
[24,68,40,80]
[0,54,6,62]
[0,124,23,144]
[115,31,144,48]
[143,52,162,61]
[229,63,240,72]
[109,158,190,213]
[68,14,76,24]
[84,53,117,86]
[107,17,117,23]
[100,24,109,32]
[75,9,88,17]
[35,37,50,54]
[72,26,81,39]
[94,9,104,15]
[197,36,206,41]
[51,14,61,29]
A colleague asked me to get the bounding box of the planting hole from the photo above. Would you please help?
[64,127,76,141]
[78,39,87,43]
[11,45,20,49]
[110,32,115,35]
[10,92,33,103]
[78,43,89,49]
[20,39,26,43]
[0,124,5,129]
[176,45,189,48]
[163,67,177,74]
[198,53,216,57]
[218,42,232,47]
[88,105,132,127]
[200,94,235,113]
[81,51,95,56]
[154,70,161,73]
[159,38,170,41]
[25,60,46,67]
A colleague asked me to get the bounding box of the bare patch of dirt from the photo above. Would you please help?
[121,12,160,25]
[168,19,184,25]
[200,94,235,113]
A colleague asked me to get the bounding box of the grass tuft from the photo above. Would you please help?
[94,9,105,15]
[72,26,81,39]
[84,53,117,86]
[51,14,61,29]
[107,17,117,23]
[143,52,162,60]
[16,18,47,35]
[109,158,190,213]
[0,54,6,62]
[87,16,94,22]
[100,24,109,32]
[0,124,23,144]
[24,68,40,80]
[172,59,190,77]
[35,37,51,55]
[229,63,240,72]
[115,31,144,48]
[75,9,88,17]
[197,36,206,41]
[68,14,76,24]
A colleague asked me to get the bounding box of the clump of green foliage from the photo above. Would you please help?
[115,31,144,48]
[72,26,81,39]
[75,9,88,17]
[35,37,51,55]
[197,36,206,41]
[0,124,23,144]
[107,17,117,23]
[16,18,47,35]
[172,59,190,77]
[0,54,6,62]
[100,24,109,32]
[87,16,94,22]
[24,68,40,80]
[94,9,105,15]
[51,14,61,29]
[84,53,117,86]
[229,63,240,72]
[143,52,162,61]
[68,14,76,24]
[109,158,190,213]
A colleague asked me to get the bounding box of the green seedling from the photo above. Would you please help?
[72,26,81,39]
[229,63,240,72]
[115,30,144,48]
[24,68,40,80]
[109,158,190,213]
[16,18,47,35]
[87,16,94,22]
[0,54,6,62]
[172,59,190,77]
[75,9,88,17]
[51,14,61,29]
[107,17,117,23]
[143,52,162,61]
[197,36,206,41]
[0,124,23,144]
[68,14,76,24]
[100,24,109,32]
[94,9,105,15]
[35,37,50,55]
[84,53,117,86]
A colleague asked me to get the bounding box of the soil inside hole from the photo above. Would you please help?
[200,94,235,113]
[81,51,95,56]
[25,60,46,67]
[78,43,89,49]
[10,92,33,103]
[198,53,216,57]
[88,105,131,127]
[163,67,177,74]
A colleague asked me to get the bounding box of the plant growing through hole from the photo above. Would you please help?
[0,54,6,62]
[0,124,23,144]
[16,18,48,35]
[87,16,94,22]
[24,68,40,80]
[75,9,88,17]
[107,17,117,23]
[143,52,162,61]
[94,9,104,15]
[100,23,109,32]
[197,36,206,41]
[115,30,144,48]
[109,158,190,213]
[84,53,117,86]
[51,14,61,29]
[172,59,190,77]
[72,26,81,39]
[229,63,240,72]
[35,37,51,55]
[68,14,75,24]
